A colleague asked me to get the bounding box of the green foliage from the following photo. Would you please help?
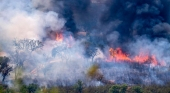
[28,84,38,93]
[84,85,112,93]
[5,88,16,93]
[109,84,128,93]
[13,78,24,91]
[109,85,120,93]
[48,87,59,93]
[0,84,15,93]
[120,84,128,93]
[132,86,143,93]
[1,80,170,93]
[20,85,28,93]
[74,80,83,93]
[19,83,38,93]
[0,85,6,93]
[0,85,16,93]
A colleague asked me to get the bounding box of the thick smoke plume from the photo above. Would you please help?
[0,0,170,86]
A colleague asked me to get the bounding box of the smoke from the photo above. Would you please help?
[94,0,170,85]
[0,0,170,86]
[100,0,170,43]
[99,37,170,85]
[59,0,91,34]
[32,0,54,11]
[0,0,65,41]
[0,0,94,86]
[20,39,92,86]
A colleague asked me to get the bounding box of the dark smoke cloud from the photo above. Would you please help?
[100,0,170,43]
[61,0,91,34]
[32,0,91,35]
[42,0,91,34]
[1,0,170,86]
[33,0,170,42]
[36,0,170,51]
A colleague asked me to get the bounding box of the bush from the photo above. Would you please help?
[74,80,83,93]
[20,83,38,93]
[132,86,143,93]
[120,84,128,93]
[48,87,59,93]
[109,84,127,93]
[109,85,120,93]
[20,85,28,93]
[28,84,38,93]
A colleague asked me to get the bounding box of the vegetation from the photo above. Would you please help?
[109,84,128,93]
[0,80,169,93]
[74,80,83,93]
[0,57,12,82]
[0,57,169,93]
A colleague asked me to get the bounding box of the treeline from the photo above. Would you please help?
[0,79,170,93]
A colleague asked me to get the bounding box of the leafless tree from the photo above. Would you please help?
[13,39,43,51]
[11,39,43,79]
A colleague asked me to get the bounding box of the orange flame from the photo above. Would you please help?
[108,48,163,66]
[150,55,158,66]
[109,48,131,62]
[133,53,149,63]
[56,33,63,42]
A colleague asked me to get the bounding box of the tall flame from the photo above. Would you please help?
[56,33,63,42]
[108,48,163,66]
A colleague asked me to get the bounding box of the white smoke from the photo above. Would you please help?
[1,0,170,86]
[0,0,91,86]
[99,36,170,85]
[0,0,65,40]
[45,11,65,31]
[31,0,54,11]
[128,37,170,66]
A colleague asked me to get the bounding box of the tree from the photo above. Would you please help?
[132,86,143,93]
[83,41,98,62]
[109,85,128,93]
[27,83,38,93]
[120,84,128,93]
[12,39,43,80]
[13,39,43,51]
[19,83,38,93]
[20,85,28,93]
[0,57,12,82]
[0,85,5,93]
[74,80,83,93]
[109,85,120,93]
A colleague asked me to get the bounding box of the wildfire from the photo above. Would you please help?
[109,48,131,62]
[108,48,164,66]
[56,32,63,42]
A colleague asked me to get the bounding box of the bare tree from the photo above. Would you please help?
[13,39,43,51]
[11,39,43,79]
